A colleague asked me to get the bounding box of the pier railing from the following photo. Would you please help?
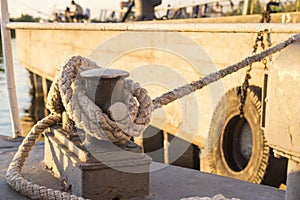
[4,21,300,33]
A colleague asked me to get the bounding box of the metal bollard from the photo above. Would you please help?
[44,67,150,200]
[79,68,141,150]
[80,68,129,113]
[79,68,129,144]
[60,67,130,134]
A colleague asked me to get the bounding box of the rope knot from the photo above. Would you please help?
[47,56,153,143]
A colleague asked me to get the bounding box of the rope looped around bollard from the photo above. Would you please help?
[6,33,300,200]
[47,56,152,143]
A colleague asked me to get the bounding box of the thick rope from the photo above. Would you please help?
[5,115,87,200]
[6,33,300,200]
[47,56,152,143]
[152,33,300,110]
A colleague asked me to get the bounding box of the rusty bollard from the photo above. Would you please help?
[80,68,129,113]
[45,67,151,200]
[80,68,141,150]
[62,68,130,134]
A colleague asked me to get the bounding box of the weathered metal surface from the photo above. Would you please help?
[7,22,300,33]
[51,128,89,162]
[44,130,151,199]
[13,23,300,148]
[80,68,129,79]
[263,42,300,200]
[264,43,300,155]
[80,68,129,113]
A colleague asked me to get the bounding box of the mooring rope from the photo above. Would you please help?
[6,34,300,200]
[152,33,300,110]
[47,56,152,143]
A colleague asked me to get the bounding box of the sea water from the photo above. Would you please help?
[0,39,31,137]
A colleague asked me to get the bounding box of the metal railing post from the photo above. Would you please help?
[0,0,22,138]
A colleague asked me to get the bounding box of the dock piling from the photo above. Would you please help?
[0,0,22,138]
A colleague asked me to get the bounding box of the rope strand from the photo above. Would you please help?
[6,33,300,200]
[152,33,300,110]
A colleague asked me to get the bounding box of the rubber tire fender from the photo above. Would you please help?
[204,86,269,183]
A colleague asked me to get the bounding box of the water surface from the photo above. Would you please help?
[0,39,31,137]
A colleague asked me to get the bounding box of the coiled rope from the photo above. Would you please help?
[47,56,152,143]
[6,34,300,200]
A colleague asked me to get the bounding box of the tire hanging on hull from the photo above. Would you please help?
[202,86,286,185]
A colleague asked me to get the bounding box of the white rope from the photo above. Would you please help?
[6,34,300,199]
[47,56,152,143]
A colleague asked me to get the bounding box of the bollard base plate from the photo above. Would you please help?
[44,128,151,200]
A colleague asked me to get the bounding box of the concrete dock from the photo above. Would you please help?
[0,135,285,200]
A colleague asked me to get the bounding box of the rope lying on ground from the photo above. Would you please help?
[6,33,300,200]
[181,194,240,200]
